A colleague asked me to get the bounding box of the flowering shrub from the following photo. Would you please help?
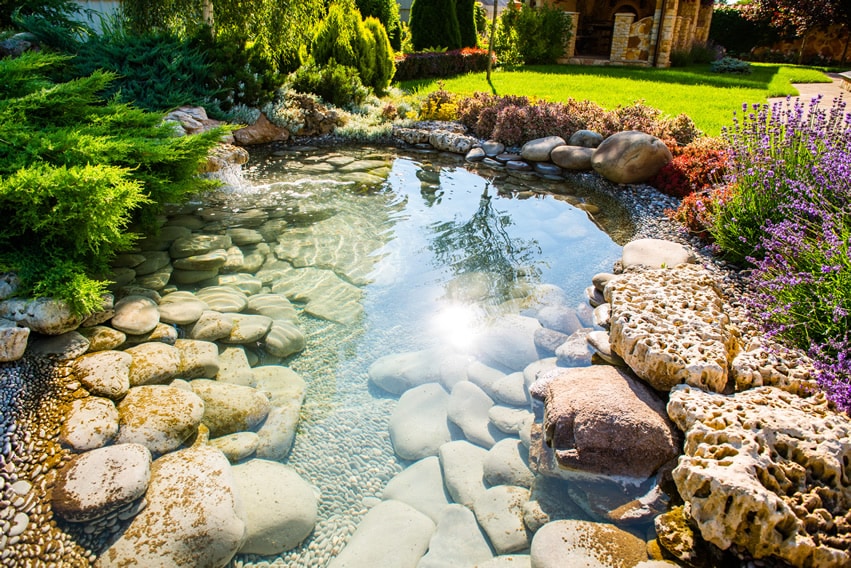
[419,86,460,121]
[711,95,851,410]
[393,48,493,81]
[454,93,700,146]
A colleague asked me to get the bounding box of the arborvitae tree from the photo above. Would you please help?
[456,0,478,48]
[355,0,403,51]
[409,0,462,51]
[363,16,396,93]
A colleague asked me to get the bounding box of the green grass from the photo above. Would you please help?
[397,63,833,136]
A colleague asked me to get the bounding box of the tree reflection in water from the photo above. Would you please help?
[428,180,543,307]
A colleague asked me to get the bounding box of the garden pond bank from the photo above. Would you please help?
[0,137,848,568]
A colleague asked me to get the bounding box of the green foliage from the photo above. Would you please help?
[409,0,461,51]
[0,0,80,29]
[711,56,752,74]
[289,60,370,108]
[311,0,395,94]
[709,6,780,57]
[363,17,396,94]
[121,0,325,76]
[456,0,477,48]
[496,3,572,65]
[0,52,221,315]
[355,0,402,51]
[74,30,220,112]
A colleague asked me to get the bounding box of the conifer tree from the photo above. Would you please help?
[456,0,478,48]
[409,0,462,51]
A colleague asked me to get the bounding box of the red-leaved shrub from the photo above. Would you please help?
[650,139,729,198]
[394,48,494,81]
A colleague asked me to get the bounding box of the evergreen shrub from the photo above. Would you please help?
[355,0,403,50]
[409,0,461,51]
[0,53,221,315]
[456,0,478,48]
[496,3,571,65]
[289,59,370,108]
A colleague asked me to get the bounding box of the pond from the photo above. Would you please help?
[162,145,637,566]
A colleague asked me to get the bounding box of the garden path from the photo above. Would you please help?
[767,71,848,110]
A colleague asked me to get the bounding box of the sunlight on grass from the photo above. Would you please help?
[398,63,832,137]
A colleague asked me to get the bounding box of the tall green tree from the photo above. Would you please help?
[355,0,402,50]
[409,0,462,51]
[456,0,478,48]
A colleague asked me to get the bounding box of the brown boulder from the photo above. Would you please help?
[550,145,594,170]
[530,365,681,478]
[233,113,289,146]
[591,131,672,184]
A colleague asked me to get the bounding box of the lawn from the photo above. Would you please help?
[397,63,832,136]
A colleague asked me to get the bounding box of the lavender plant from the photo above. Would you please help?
[716,95,851,410]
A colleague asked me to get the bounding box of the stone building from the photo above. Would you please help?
[538,0,714,67]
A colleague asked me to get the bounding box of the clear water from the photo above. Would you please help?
[177,146,632,566]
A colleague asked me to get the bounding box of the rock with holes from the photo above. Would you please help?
[606,264,737,393]
[668,385,851,568]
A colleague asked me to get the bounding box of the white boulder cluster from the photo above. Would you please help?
[394,124,673,186]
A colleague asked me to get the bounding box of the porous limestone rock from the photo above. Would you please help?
[428,130,477,154]
[731,343,817,395]
[668,385,851,568]
[530,366,680,479]
[95,445,245,568]
[52,443,151,523]
[606,264,738,393]
[591,130,672,184]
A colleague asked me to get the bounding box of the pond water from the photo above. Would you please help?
[167,146,635,566]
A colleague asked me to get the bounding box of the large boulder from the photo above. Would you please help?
[0,296,82,335]
[389,383,452,461]
[529,366,680,479]
[232,112,289,146]
[606,264,737,393]
[114,385,205,454]
[125,342,181,386]
[52,443,151,523]
[72,350,132,399]
[231,459,317,555]
[530,520,648,568]
[327,500,435,568]
[190,379,271,438]
[550,146,594,170]
[591,131,672,184]
[521,136,566,162]
[59,397,119,451]
[668,385,851,568]
[95,445,245,568]
[621,238,694,269]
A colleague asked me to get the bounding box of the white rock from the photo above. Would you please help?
[474,556,531,568]
[186,310,234,341]
[529,520,648,568]
[328,500,434,568]
[232,459,317,554]
[368,348,445,395]
[175,339,220,379]
[621,238,694,269]
[157,291,208,325]
[483,438,535,489]
[126,342,181,386]
[448,381,508,449]
[220,313,273,344]
[115,385,205,454]
[190,379,271,438]
[418,504,494,568]
[491,372,530,407]
[263,319,305,358]
[216,346,254,386]
[466,361,506,398]
[52,443,151,522]
[95,445,245,568]
[209,432,260,463]
[59,397,119,451]
[0,320,28,362]
[73,350,131,399]
[476,315,542,372]
[382,456,451,523]
[111,295,161,335]
[438,440,488,509]
[489,405,534,435]
[473,485,531,554]
[390,383,452,461]
[251,366,306,459]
